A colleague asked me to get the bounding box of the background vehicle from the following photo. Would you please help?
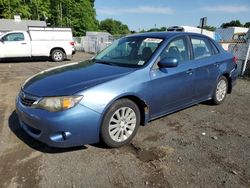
[166,26,219,40]
[16,32,238,148]
[228,29,250,75]
[0,27,75,62]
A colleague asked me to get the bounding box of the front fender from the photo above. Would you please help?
[78,70,151,126]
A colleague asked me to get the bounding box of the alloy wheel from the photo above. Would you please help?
[108,107,136,142]
[216,79,227,102]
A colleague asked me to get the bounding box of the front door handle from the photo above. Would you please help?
[186,69,193,75]
[21,42,27,45]
[214,63,220,67]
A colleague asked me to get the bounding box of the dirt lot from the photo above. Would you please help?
[0,52,250,188]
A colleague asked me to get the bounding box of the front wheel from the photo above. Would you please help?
[101,99,141,148]
[51,49,65,62]
[212,76,228,105]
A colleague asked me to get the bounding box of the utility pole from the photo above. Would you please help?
[199,17,207,34]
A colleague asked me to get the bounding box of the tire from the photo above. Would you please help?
[101,99,141,148]
[212,76,228,105]
[51,49,65,62]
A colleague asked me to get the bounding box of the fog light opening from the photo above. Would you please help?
[50,132,72,142]
[62,132,67,140]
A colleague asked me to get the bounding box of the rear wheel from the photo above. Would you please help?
[51,49,65,62]
[212,76,228,105]
[101,99,141,148]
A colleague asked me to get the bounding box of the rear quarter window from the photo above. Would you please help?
[209,40,220,54]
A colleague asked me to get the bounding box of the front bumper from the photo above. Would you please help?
[16,96,101,148]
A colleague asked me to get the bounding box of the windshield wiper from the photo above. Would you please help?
[95,59,138,68]
[95,60,117,66]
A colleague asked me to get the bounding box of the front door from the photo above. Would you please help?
[148,37,195,118]
[0,32,30,57]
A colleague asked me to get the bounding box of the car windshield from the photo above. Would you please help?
[94,37,163,68]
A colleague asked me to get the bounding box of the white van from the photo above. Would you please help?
[167,26,217,40]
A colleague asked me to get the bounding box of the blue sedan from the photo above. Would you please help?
[16,32,238,148]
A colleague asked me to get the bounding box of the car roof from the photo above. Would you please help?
[127,31,208,39]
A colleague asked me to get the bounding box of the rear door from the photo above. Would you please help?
[149,36,196,118]
[190,36,220,100]
[0,32,31,57]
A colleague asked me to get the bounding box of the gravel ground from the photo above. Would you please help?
[0,52,250,188]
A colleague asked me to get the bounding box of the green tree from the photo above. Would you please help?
[0,0,31,19]
[68,0,99,36]
[52,0,99,36]
[29,0,50,20]
[147,26,166,32]
[198,25,216,31]
[244,22,250,28]
[100,18,130,35]
[0,0,103,36]
[221,20,243,28]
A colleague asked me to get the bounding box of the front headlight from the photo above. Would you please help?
[33,96,83,112]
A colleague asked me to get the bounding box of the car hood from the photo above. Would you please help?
[22,60,135,97]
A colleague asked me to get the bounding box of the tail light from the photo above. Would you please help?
[70,41,75,46]
[233,56,237,64]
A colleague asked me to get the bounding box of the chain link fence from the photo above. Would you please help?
[73,36,104,54]
[217,28,250,77]
[73,32,117,54]
[73,33,125,54]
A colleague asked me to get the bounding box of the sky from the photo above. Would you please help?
[95,0,250,31]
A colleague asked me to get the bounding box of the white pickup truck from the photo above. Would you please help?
[0,27,75,62]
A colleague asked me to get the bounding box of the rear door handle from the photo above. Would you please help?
[21,42,27,45]
[186,69,193,75]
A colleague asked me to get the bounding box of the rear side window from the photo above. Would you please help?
[191,37,213,60]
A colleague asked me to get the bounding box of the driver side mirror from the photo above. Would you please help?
[0,38,4,43]
[158,57,178,68]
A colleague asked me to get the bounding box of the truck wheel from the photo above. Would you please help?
[51,49,65,62]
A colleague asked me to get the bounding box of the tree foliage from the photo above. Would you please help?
[244,22,250,28]
[99,18,130,35]
[197,25,216,31]
[0,0,99,36]
[146,27,167,32]
[221,20,243,28]
[220,20,250,28]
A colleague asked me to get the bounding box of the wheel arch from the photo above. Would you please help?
[119,95,149,126]
[50,47,66,56]
[222,73,232,93]
[101,94,150,127]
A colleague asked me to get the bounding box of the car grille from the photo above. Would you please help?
[20,91,38,107]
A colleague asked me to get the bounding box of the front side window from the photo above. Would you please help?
[160,37,189,63]
[95,37,163,67]
[2,33,24,42]
[191,37,213,60]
